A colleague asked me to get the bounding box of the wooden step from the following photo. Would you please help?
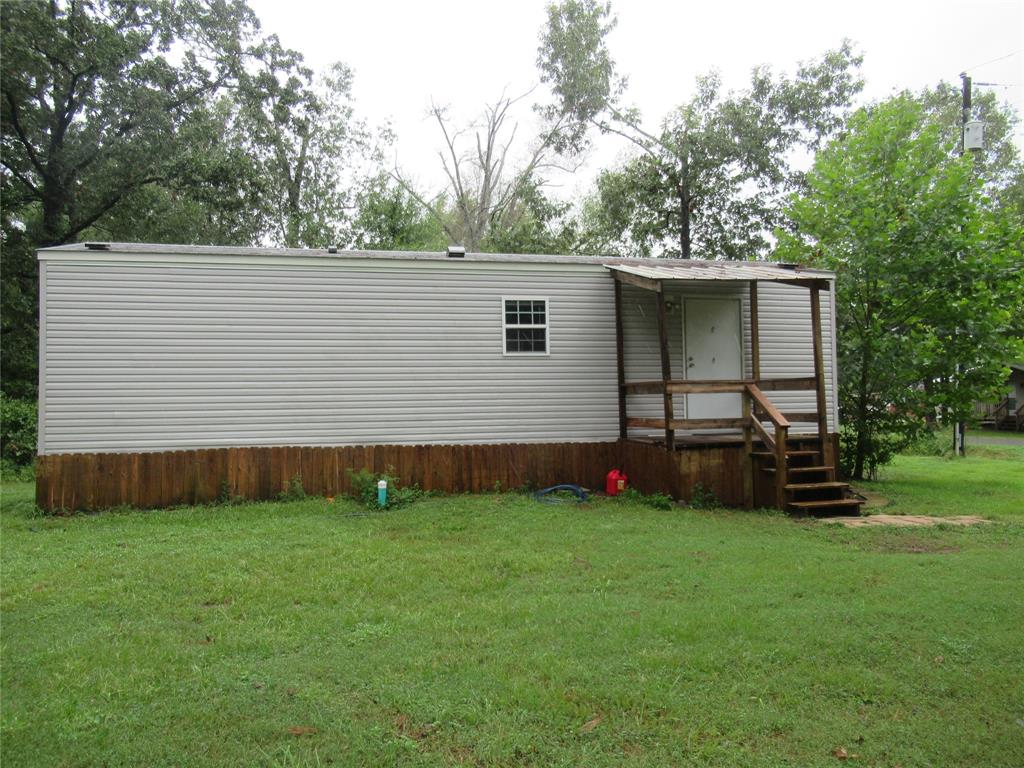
[751,450,820,458]
[787,499,864,510]
[785,481,849,491]
[761,465,833,474]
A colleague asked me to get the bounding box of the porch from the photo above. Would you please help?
[977,365,1024,432]
[608,261,863,515]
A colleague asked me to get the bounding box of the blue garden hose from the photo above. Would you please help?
[533,484,589,503]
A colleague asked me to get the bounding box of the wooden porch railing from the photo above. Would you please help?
[611,272,834,510]
[622,377,826,508]
[747,384,790,508]
[992,396,1011,424]
[1016,402,1024,432]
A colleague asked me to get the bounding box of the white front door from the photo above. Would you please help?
[683,298,743,420]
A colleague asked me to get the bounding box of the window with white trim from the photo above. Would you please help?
[502,298,549,355]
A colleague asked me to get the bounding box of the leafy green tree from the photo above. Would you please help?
[0,0,257,398]
[777,95,1024,479]
[237,40,372,248]
[1,0,256,247]
[481,180,580,254]
[350,175,447,251]
[85,97,269,245]
[537,0,863,258]
[917,81,1024,210]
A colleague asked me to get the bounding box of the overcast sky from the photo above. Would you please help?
[248,0,1023,200]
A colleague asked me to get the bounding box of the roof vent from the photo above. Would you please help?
[777,262,800,270]
[327,246,338,254]
[446,245,466,258]
[84,242,110,251]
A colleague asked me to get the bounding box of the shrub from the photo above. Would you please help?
[838,424,904,480]
[902,428,952,458]
[0,459,35,482]
[346,466,424,510]
[1,395,37,467]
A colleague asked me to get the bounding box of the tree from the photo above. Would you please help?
[537,0,863,259]
[0,0,257,398]
[393,91,572,252]
[917,81,1024,210]
[1,0,257,247]
[84,96,269,245]
[236,40,372,248]
[776,95,1024,479]
[350,174,447,251]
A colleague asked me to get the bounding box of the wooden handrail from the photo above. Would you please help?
[756,377,818,391]
[781,411,820,423]
[992,395,1011,416]
[746,384,790,428]
[625,377,817,395]
[750,414,775,450]
[626,417,748,430]
[624,379,752,395]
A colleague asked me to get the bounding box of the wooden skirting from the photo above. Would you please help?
[620,440,748,507]
[35,442,619,513]
[34,436,840,513]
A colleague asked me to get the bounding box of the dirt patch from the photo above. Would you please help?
[853,489,890,509]
[867,535,962,555]
[819,514,988,528]
[394,713,437,741]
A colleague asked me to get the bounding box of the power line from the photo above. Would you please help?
[963,49,1022,73]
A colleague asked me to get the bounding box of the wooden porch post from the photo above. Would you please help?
[809,284,833,476]
[749,281,760,381]
[614,278,627,440]
[743,281,759,508]
[775,423,789,509]
[656,288,674,449]
[742,389,753,508]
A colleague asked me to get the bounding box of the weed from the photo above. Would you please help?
[279,474,307,502]
[216,479,245,506]
[688,483,719,509]
[618,487,674,510]
[346,466,424,510]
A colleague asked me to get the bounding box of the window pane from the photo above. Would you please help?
[506,327,546,353]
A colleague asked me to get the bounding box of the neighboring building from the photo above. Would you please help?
[978,363,1024,431]
[35,243,861,514]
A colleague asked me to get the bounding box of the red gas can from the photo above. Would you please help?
[605,469,628,496]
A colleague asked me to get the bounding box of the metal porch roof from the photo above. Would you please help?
[604,261,831,283]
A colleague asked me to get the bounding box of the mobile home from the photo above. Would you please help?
[35,243,861,514]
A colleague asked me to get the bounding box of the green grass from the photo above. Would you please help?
[860,444,1024,520]
[969,428,1024,443]
[2,452,1023,767]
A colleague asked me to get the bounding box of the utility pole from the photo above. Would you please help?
[954,72,971,457]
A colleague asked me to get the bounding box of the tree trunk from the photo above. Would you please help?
[852,340,872,480]
[677,178,691,259]
[41,178,66,247]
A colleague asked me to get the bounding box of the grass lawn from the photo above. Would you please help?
[968,428,1024,443]
[2,452,1023,767]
